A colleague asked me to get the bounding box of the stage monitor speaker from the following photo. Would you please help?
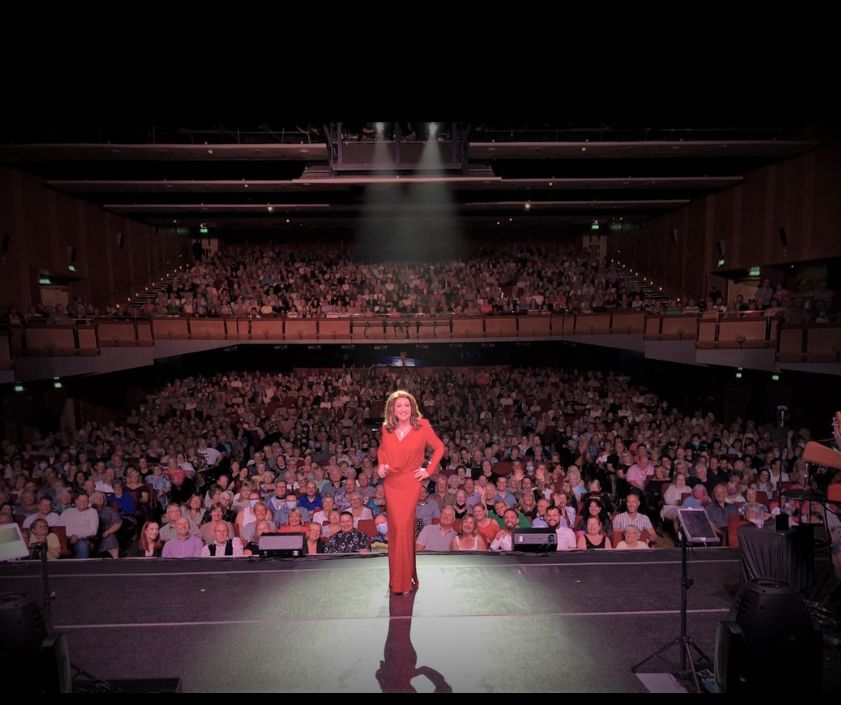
[714,579,822,692]
[258,532,305,558]
[513,528,557,552]
[0,593,71,692]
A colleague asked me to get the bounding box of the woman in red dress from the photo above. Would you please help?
[378,390,445,595]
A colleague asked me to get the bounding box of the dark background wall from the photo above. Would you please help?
[0,165,190,311]
[607,124,841,298]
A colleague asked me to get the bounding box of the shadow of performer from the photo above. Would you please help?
[375,592,452,693]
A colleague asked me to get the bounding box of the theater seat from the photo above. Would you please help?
[357,519,377,539]
[51,525,72,558]
[726,514,750,548]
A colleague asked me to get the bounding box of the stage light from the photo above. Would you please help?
[715,580,822,692]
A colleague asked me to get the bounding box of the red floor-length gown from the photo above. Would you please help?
[378,418,445,593]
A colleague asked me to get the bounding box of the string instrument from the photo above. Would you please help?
[801,411,841,471]
[785,411,841,503]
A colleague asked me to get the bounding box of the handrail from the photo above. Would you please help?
[90,256,189,310]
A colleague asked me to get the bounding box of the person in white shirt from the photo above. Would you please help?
[22,497,60,529]
[615,524,650,550]
[545,506,578,551]
[197,439,221,468]
[201,521,244,557]
[58,493,99,558]
[490,508,519,552]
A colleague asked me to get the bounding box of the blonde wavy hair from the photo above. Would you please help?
[383,390,423,432]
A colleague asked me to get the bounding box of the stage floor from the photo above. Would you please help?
[0,548,837,692]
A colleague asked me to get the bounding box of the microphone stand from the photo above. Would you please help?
[631,529,713,692]
[31,541,54,631]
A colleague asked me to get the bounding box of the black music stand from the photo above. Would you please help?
[632,509,718,692]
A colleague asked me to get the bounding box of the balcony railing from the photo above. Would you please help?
[2,311,834,370]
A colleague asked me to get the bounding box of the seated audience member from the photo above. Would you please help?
[274,492,311,526]
[451,514,487,551]
[578,515,612,550]
[311,496,335,526]
[22,497,60,530]
[58,493,99,559]
[490,509,519,552]
[90,491,122,559]
[200,504,235,544]
[681,483,711,510]
[325,511,371,553]
[162,517,203,558]
[240,501,277,541]
[201,521,245,557]
[323,508,342,538]
[660,472,692,523]
[615,524,649,550]
[612,492,657,543]
[159,504,187,542]
[705,483,740,536]
[243,520,274,556]
[366,487,387,517]
[349,492,374,528]
[127,521,164,557]
[742,502,775,530]
[545,506,577,551]
[28,517,61,560]
[278,507,308,534]
[578,497,612,537]
[473,503,500,545]
[416,505,457,552]
[372,513,390,545]
[304,521,326,555]
[553,490,577,528]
